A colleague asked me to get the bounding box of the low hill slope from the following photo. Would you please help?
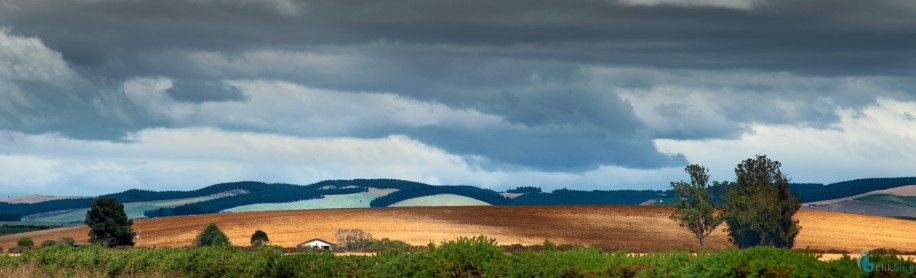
[803,184,916,217]
[222,188,398,213]
[389,194,491,207]
[0,195,91,204]
[2,206,914,253]
[792,178,916,202]
[25,195,227,223]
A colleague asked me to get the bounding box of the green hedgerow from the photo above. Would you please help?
[4,237,908,277]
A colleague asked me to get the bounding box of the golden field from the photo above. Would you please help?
[1,206,914,252]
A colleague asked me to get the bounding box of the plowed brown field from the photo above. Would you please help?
[2,206,914,252]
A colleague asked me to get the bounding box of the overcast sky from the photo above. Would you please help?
[2,0,915,196]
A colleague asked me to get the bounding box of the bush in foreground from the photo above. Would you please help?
[58,237,76,247]
[40,240,58,248]
[2,237,911,277]
[17,237,33,249]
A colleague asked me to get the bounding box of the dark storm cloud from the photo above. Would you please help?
[407,125,687,171]
[2,0,915,171]
[0,81,158,140]
[347,85,688,170]
[166,80,245,103]
[3,0,916,76]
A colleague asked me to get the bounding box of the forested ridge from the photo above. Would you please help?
[3,177,915,220]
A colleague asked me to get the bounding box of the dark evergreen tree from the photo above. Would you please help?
[84,197,135,247]
[0,213,20,221]
[194,223,231,247]
[724,155,801,248]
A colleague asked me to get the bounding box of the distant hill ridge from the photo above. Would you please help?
[2,177,914,221]
[790,177,916,202]
[0,195,90,204]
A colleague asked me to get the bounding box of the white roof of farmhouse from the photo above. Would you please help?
[298,238,336,246]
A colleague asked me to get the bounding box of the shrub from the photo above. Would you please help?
[272,252,347,277]
[398,236,506,277]
[40,240,58,248]
[17,237,34,248]
[193,223,231,247]
[250,230,269,246]
[0,237,895,277]
[363,238,412,252]
[336,228,373,251]
[57,237,76,246]
[0,251,23,267]
[676,247,858,276]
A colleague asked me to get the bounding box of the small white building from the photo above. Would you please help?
[297,238,336,250]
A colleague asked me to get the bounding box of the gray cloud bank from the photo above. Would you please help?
[1,0,915,174]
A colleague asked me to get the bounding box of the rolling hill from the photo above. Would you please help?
[790,177,916,202]
[389,194,492,207]
[802,184,916,217]
[0,179,663,225]
[3,177,916,227]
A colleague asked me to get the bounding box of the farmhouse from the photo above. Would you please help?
[297,238,336,250]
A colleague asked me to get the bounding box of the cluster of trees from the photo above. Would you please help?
[40,237,76,248]
[0,213,21,221]
[513,189,662,205]
[505,186,542,194]
[0,224,62,236]
[670,155,801,249]
[145,206,213,218]
[8,236,75,253]
[190,225,402,251]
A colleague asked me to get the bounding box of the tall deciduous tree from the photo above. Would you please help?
[85,197,135,247]
[724,155,801,248]
[669,164,725,248]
